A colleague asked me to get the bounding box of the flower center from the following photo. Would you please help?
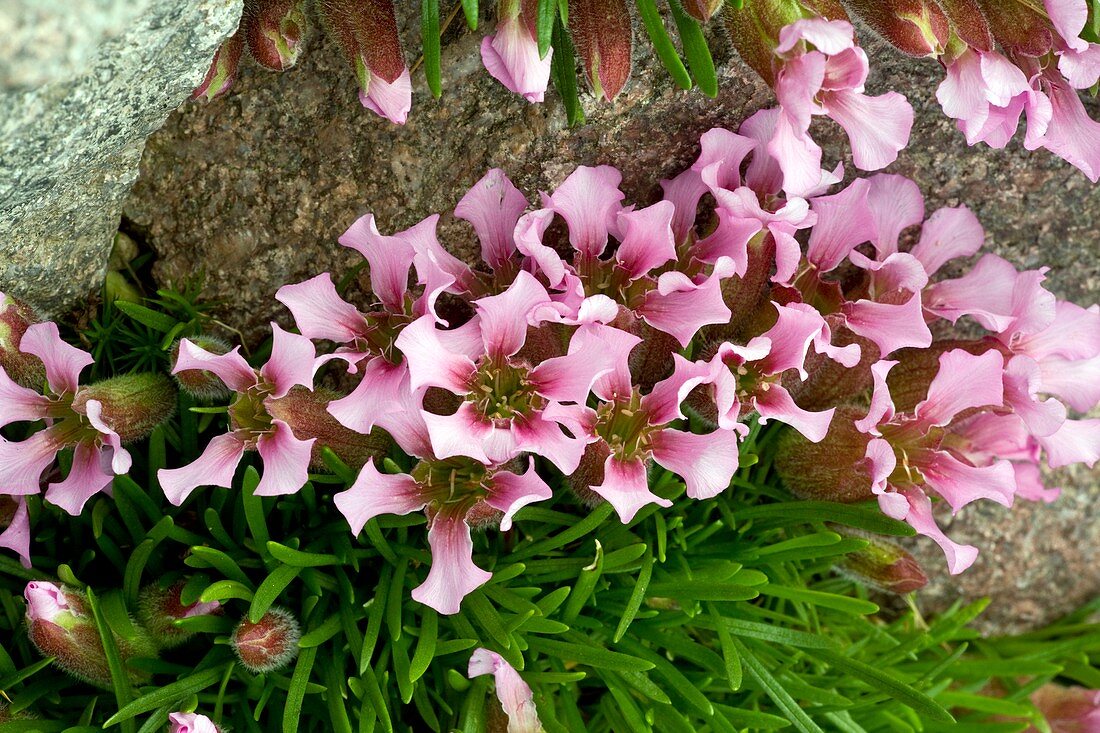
[471,360,539,421]
[411,457,491,506]
[229,384,274,443]
[594,388,653,462]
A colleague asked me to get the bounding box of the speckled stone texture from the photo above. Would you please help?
[123,17,1099,633]
[0,0,243,316]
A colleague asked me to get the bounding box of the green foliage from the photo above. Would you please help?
[1,288,1098,732]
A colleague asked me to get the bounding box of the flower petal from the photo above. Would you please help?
[919,451,1016,511]
[44,440,114,516]
[915,348,1005,428]
[752,384,835,443]
[548,165,625,259]
[529,324,631,404]
[0,367,51,428]
[0,430,58,496]
[260,323,316,399]
[475,270,552,359]
[158,433,246,506]
[641,268,733,348]
[910,205,984,276]
[1003,355,1068,438]
[855,360,897,434]
[275,273,365,344]
[395,315,477,394]
[900,489,979,574]
[255,420,315,497]
[334,459,426,534]
[421,404,494,463]
[339,213,416,312]
[360,67,412,124]
[0,496,31,568]
[173,340,256,393]
[842,294,933,356]
[411,512,493,615]
[467,648,543,733]
[614,200,677,279]
[20,322,93,395]
[641,354,717,425]
[486,458,553,530]
[1038,418,1100,468]
[651,427,740,499]
[591,456,671,523]
[456,168,529,270]
[513,411,588,475]
[865,174,924,258]
[480,14,552,103]
[822,89,914,171]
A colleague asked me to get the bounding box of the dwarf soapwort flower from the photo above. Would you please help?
[157,324,317,504]
[468,648,545,733]
[482,0,552,103]
[0,323,176,515]
[169,712,221,733]
[1027,683,1100,733]
[0,495,30,568]
[318,0,412,123]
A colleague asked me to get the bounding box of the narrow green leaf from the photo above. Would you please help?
[550,19,585,126]
[809,649,955,723]
[614,546,653,642]
[283,646,318,733]
[300,613,343,648]
[268,541,340,567]
[409,609,438,683]
[668,0,717,95]
[708,603,743,690]
[199,579,254,605]
[104,665,227,726]
[85,588,136,733]
[241,466,271,551]
[461,0,479,29]
[736,501,915,536]
[186,547,252,586]
[115,301,179,333]
[422,0,443,98]
[537,0,556,56]
[735,639,825,733]
[635,0,692,89]
[526,637,654,672]
[250,564,302,623]
[759,585,879,615]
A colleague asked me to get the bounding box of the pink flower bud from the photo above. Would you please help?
[774,407,877,503]
[1028,683,1100,732]
[71,373,178,443]
[835,530,929,594]
[169,711,222,733]
[569,0,634,101]
[266,386,391,470]
[138,581,222,648]
[25,582,153,688]
[192,31,245,102]
[0,291,45,389]
[844,0,949,57]
[232,607,300,673]
[170,335,234,400]
[244,0,307,71]
[723,0,810,85]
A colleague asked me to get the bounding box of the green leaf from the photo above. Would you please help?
[268,541,340,567]
[614,546,654,642]
[735,639,825,733]
[461,0,479,29]
[283,645,318,733]
[526,637,654,672]
[646,580,760,602]
[241,466,271,551]
[250,564,302,623]
[562,540,604,622]
[550,19,585,126]
[300,613,343,648]
[536,0,556,57]
[759,585,879,615]
[114,301,179,333]
[668,0,717,96]
[635,0,693,89]
[422,0,442,98]
[736,501,915,536]
[409,609,438,683]
[104,665,228,726]
[85,588,136,733]
[198,579,254,604]
[809,649,955,723]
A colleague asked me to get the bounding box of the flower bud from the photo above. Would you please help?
[569,0,634,101]
[683,0,724,23]
[24,582,152,688]
[138,581,221,648]
[171,335,234,400]
[232,607,300,673]
[0,291,45,389]
[169,711,222,733]
[774,407,876,503]
[244,0,307,71]
[568,441,612,506]
[71,373,178,443]
[267,386,391,470]
[1029,683,1100,731]
[936,0,993,52]
[104,271,142,304]
[782,326,876,411]
[192,31,246,102]
[844,0,949,57]
[834,530,928,594]
[975,0,1052,56]
[724,0,810,84]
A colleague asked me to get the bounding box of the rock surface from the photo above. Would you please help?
[123,14,1099,634]
[0,0,243,316]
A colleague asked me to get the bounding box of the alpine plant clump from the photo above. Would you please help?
[196,1,1100,181]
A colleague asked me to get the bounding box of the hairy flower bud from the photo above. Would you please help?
[974,0,1052,56]
[244,0,307,71]
[568,441,612,506]
[936,0,993,52]
[138,581,221,648]
[266,386,391,470]
[775,408,876,503]
[193,31,245,102]
[232,607,300,673]
[71,373,178,443]
[844,0,949,57]
[834,530,929,594]
[683,0,724,22]
[171,335,234,400]
[569,0,634,101]
[25,582,152,688]
[169,712,222,733]
[0,291,45,388]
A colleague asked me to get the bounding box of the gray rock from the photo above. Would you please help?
[122,16,1099,633]
[0,0,243,316]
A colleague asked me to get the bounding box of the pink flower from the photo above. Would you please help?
[25,581,73,624]
[335,457,552,614]
[169,712,221,733]
[1027,683,1100,733]
[0,323,131,515]
[481,0,552,103]
[396,270,627,473]
[769,18,913,193]
[0,496,30,568]
[157,324,317,505]
[468,648,544,732]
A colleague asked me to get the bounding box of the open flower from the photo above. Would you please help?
[157,324,317,504]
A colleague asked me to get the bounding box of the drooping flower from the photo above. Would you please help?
[169,712,222,733]
[482,0,553,103]
[243,0,307,72]
[468,648,545,733]
[157,324,318,504]
[0,323,176,515]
